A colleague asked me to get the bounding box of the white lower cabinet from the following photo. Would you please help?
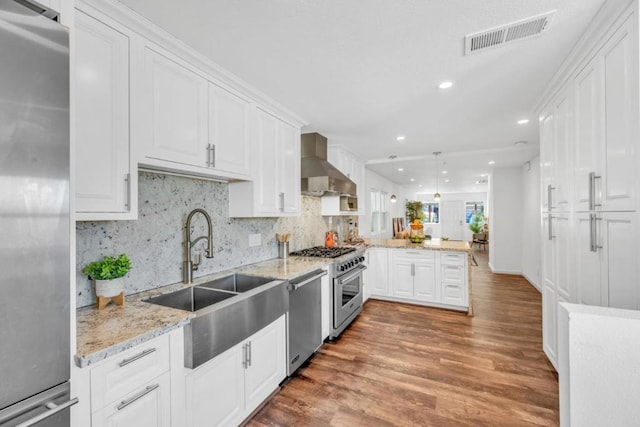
[182,315,286,427]
[390,250,437,301]
[73,334,172,427]
[364,248,389,297]
[92,373,170,427]
[369,248,469,311]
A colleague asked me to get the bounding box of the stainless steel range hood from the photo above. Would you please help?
[301,133,357,197]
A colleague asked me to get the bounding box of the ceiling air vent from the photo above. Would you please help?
[465,11,555,55]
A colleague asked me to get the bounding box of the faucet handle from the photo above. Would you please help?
[192,252,201,271]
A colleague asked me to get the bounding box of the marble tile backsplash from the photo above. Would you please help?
[76,172,330,307]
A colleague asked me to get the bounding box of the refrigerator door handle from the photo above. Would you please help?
[14,397,78,427]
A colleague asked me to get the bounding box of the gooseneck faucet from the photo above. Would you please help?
[183,208,214,284]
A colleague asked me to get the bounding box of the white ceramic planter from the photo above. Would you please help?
[95,277,124,298]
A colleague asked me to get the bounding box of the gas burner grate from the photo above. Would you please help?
[290,246,356,258]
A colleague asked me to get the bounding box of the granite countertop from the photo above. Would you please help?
[365,238,471,252]
[76,256,333,368]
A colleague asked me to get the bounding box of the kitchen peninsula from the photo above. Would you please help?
[364,238,473,315]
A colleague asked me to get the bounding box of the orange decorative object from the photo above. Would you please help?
[325,231,334,248]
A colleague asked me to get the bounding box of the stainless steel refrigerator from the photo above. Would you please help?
[0,1,77,426]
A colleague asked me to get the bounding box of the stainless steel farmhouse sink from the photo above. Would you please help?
[197,273,273,293]
[144,274,287,369]
[145,286,236,312]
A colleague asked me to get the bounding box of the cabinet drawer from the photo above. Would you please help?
[440,252,466,266]
[91,334,170,410]
[441,265,464,284]
[92,372,171,427]
[394,250,435,261]
[441,283,466,306]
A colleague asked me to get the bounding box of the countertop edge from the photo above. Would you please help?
[74,316,191,368]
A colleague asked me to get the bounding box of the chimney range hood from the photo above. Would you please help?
[301,133,357,197]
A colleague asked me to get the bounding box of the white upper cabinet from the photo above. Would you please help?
[75,8,135,220]
[228,108,301,217]
[208,83,251,176]
[539,106,554,213]
[135,44,251,180]
[326,146,365,215]
[137,45,209,170]
[573,15,637,213]
[552,88,573,212]
[600,16,637,212]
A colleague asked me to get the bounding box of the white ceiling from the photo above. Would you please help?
[119,0,606,192]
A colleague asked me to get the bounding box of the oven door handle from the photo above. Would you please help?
[288,270,327,291]
[337,265,367,285]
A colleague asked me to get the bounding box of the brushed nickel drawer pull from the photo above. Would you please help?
[118,348,156,367]
[116,384,159,410]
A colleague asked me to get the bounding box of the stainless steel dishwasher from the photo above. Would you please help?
[287,269,327,376]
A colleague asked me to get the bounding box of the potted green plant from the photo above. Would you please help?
[405,200,424,224]
[82,254,131,307]
[469,212,484,234]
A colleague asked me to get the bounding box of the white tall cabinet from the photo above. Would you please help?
[74,5,136,220]
[538,2,639,370]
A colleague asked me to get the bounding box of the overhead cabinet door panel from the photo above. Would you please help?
[143,47,208,167]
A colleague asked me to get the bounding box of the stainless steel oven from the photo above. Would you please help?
[331,252,366,339]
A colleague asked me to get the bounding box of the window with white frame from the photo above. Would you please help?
[370,189,389,235]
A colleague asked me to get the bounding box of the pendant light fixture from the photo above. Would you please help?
[433,151,441,201]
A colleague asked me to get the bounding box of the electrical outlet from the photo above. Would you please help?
[248,233,261,247]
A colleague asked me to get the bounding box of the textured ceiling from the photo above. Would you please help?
[119,0,607,192]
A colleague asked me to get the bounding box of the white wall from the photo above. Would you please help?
[521,158,541,290]
[489,167,523,274]
[362,168,406,238]
[415,192,487,240]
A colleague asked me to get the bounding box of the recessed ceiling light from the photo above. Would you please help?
[410,178,415,182]
[488,160,495,165]
[517,119,529,125]
[480,173,488,177]
[396,135,405,141]
[514,140,528,145]
[444,179,450,183]
[438,80,454,89]
[418,184,423,188]
[397,168,404,172]
[441,170,448,174]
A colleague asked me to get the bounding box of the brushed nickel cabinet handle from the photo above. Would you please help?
[116,384,159,411]
[211,144,216,168]
[118,348,156,367]
[124,173,131,211]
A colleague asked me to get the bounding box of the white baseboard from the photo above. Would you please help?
[522,272,542,293]
[488,263,522,275]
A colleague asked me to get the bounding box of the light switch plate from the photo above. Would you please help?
[249,233,261,247]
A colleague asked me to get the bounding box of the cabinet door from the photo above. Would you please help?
[75,10,131,216]
[185,344,244,427]
[600,212,637,310]
[368,249,389,296]
[209,83,250,176]
[392,257,414,298]
[539,107,555,212]
[255,108,280,214]
[279,121,301,214]
[575,214,603,306]
[542,285,558,369]
[555,215,573,302]
[244,315,286,412]
[574,58,603,212]
[142,46,208,167]
[93,373,170,427]
[414,260,437,302]
[600,17,637,212]
[552,88,572,211]
[542,214,556,294]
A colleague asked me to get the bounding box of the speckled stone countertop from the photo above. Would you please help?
[75,256,332,368]
[365,238,471,252]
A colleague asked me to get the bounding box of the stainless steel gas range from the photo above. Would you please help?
[290,246,367,339]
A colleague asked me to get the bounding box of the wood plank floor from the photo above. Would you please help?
[247,250,559,426]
